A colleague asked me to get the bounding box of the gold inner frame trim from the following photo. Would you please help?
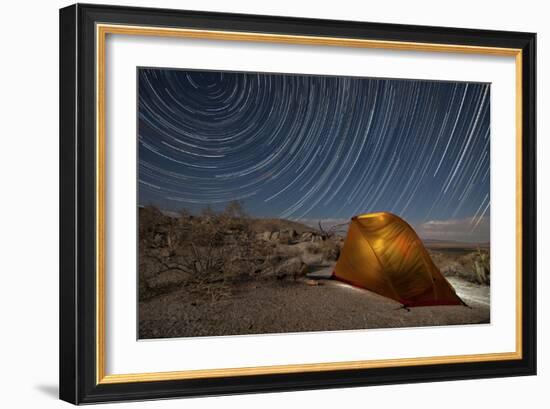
[95,23,523,385]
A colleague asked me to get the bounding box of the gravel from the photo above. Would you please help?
[139,276,490,339]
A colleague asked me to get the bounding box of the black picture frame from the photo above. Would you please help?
[59,3,536,404]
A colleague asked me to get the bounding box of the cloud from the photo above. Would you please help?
[413,217,489,243]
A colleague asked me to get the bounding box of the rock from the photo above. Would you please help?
[300,231,324,243]
[285,229,297,239]
[276,257,309,280]
[301,232,313,242]
[277,230,292,244]
[304,279,322,286]
[322,245,340,262]
[258,229,299,243]
[298,262,309,276]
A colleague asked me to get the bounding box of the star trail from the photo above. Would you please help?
[138,68,490,241]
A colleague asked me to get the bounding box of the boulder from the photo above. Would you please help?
[322,245,340,262]
[277,230,292,244]
[285,229,297,239]
[311,234,323,243]
[275,257,309,280]
[257,257,309,280]
[304,279,322,286]
[300,232,313,242]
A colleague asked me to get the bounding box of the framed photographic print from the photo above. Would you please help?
[59,3,536,404]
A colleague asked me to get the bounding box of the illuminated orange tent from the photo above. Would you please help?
[333,212,464,307]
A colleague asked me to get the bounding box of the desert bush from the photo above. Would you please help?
[139,201,275,300]
[305,243,322,254]
[305,241,340,262]
[433,248,490,285]
[471,248,490,285]
[322,242,340,262]
[139,205,167,246]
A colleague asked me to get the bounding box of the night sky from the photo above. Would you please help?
[138,68,490,242]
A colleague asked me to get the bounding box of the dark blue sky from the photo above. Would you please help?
[138,68,490,242]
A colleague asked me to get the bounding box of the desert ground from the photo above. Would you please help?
[138,205,490,339]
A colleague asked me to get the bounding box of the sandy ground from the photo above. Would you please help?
[139,267,489,339]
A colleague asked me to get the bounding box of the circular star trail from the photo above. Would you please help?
[138,68,490,231]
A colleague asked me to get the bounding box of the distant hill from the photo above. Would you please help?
[141,206,318,235]
[423,239,490,249]
[249,218,318,234]
[141,206,487,247]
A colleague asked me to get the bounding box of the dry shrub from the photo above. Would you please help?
[471,248,490,285]
[306,243,322,254]
[433,248,490,285]
[139,202,274,301]
[305,241,340,262]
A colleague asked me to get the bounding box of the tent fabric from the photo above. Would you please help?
[332,212,464,307]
